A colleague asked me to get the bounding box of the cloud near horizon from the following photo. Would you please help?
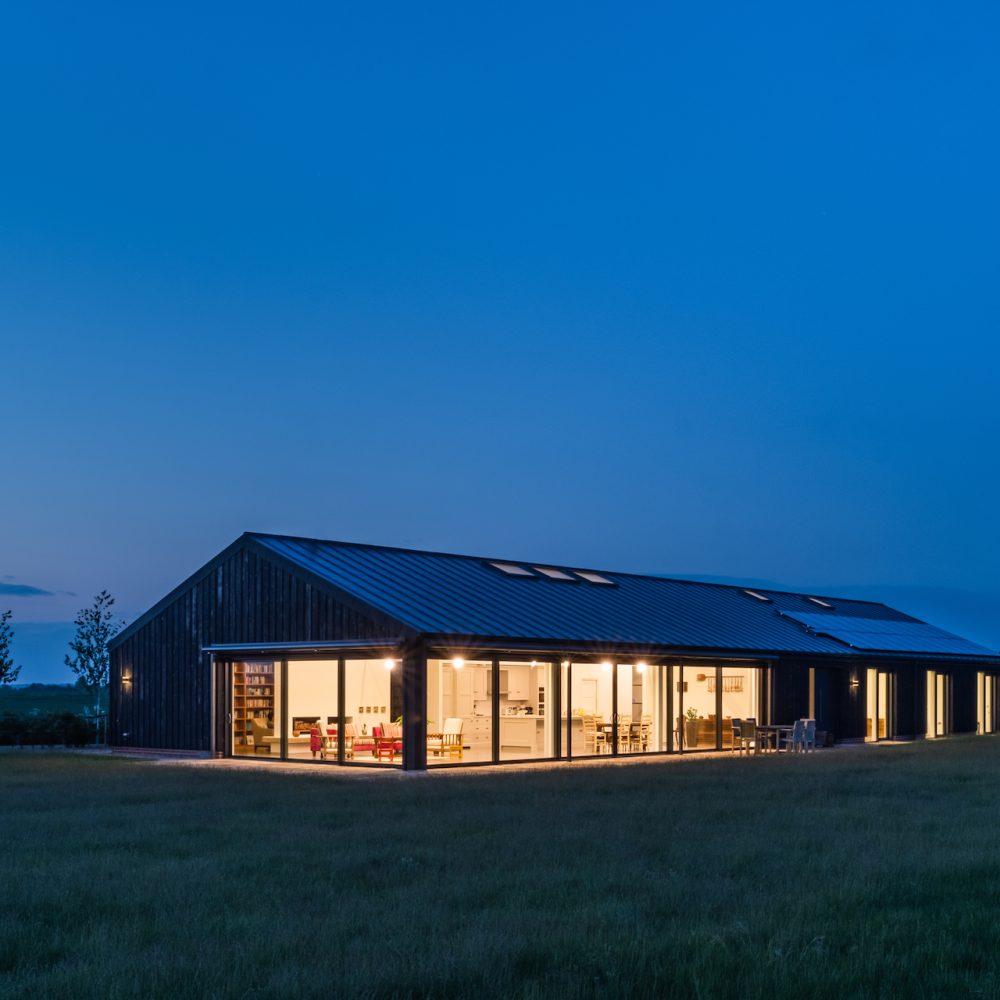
[0,582,56,597]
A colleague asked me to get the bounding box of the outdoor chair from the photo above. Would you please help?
[802,718,817,752]
[738,719,757,755]
[781,719,805,753]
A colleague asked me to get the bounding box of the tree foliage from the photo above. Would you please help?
[65,591,122,699]
[0,610,21,687]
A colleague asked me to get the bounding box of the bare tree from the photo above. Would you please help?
[65,591,123,742]
[0,610,21,686]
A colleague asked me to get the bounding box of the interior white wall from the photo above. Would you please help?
[286,659,338,725]
[345,659,392,731]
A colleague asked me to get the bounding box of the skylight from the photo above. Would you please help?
[744,590,772,602]
[534,566,576,581]
[489,562,535,577]
[576,571,615,585]
[807,596,834,608]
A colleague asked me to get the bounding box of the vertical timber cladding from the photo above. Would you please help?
[109,542,403,753]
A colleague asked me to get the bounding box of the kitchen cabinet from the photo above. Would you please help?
[506,667,530,700]
[466,716,491,748]
[499,717,543,752]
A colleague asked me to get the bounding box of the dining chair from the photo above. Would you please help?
[639,715,652,751]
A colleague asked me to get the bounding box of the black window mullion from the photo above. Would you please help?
[337,657,345,764]
[279,659,288,759]
[715,665,723,750]
[491,658,500,764]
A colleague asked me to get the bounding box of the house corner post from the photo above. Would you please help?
[401,639,427,771]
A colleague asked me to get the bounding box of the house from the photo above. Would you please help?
[108,532,1000,768]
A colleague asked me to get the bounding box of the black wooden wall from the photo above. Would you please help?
[109,544,402,753]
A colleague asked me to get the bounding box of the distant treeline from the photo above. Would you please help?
[0,682,95,716]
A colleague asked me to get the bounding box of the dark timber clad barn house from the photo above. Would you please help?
[108,532,1000,769]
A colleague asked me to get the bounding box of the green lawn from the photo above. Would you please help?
[2,740,1000,999]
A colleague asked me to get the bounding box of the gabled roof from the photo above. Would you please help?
[249,533,998,660]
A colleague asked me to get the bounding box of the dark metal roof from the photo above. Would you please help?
[250,533,999,661]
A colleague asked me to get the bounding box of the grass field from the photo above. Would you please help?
[2,739,1000,999]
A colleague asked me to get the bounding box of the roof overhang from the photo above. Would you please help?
[203,638,406,656]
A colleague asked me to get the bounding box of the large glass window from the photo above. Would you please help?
[345,658,400,765]
[231,660,280,756]
[426,658,492,765]
[285,659,339,761]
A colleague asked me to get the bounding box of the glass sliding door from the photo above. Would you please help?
[498,660,555,762]
[614,662,669,754]
[866,668,893,741]
[285,659,339,761]
[345,658,401,765]
[569,661,614,756]
[718,664,762,751]
[231,660,280,756]
[682,665,719,750]
[426,658,492,766]
[926,670,951,738]
[978,672,998,735]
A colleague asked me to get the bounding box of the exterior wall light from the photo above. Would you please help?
[601,661,612,672]
[637,662,647,674]
[122,670,132,688]
[383,659,396,671]
[452,657,465,670]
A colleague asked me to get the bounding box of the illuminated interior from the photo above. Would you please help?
[227,658,766,763]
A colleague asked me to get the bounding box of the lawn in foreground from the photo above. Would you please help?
[2,740,1000,999]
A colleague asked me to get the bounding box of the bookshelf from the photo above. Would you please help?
[232,661,275,754]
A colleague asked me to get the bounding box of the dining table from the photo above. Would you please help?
[753,723,794,753]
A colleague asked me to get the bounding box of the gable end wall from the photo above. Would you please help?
[109,546,402,752]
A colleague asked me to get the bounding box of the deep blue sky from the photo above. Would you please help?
[3,2,998,681]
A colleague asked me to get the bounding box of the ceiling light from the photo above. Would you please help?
[383,658,396,671]
[452,657,465,670]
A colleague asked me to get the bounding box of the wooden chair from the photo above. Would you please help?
[638,715,652,751]
[617,718,635,753]
[427,717,464,760]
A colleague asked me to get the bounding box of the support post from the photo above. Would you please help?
[401,640,427,771]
